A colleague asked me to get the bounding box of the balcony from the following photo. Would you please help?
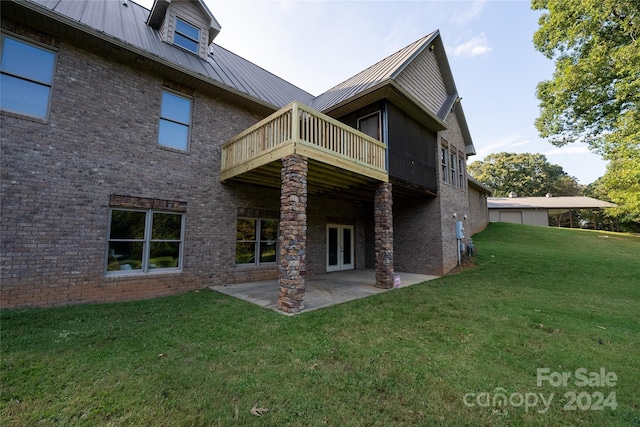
[221,102,388,193]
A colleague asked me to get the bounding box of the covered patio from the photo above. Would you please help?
[211,270,438,315]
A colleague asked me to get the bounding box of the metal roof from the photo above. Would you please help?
[16,0,475,149]
[21,0,314,109]
[488,197,616,209]
[311,33,437,112]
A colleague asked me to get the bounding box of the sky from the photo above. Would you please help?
[138,0,608,185]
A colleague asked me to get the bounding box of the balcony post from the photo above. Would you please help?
[278,153,308,313]
[291,102,300,142]
[374,182,394,289]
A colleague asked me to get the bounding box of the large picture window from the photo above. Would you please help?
[158,89,192,151]
[236,217,278,265]
[174,18,200,54]
[107,209,184,273]
[0,35,56,119]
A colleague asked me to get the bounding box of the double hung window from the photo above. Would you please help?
[441,144,449,183]
[174,18,200,54]
[0,35,56,119]
[158,90,192,151]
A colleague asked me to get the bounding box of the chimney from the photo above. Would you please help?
[545,192,553,197]
[508,191,517,198]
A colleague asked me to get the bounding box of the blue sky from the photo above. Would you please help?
[138,0,608,185]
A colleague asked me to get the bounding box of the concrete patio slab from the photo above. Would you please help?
[210,270,438,314]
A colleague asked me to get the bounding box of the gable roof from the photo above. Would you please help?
[311,33,438,112]
[488,197,616,210]
[147,0,221,45]
[312,31,475,154]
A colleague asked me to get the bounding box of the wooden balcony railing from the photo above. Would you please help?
[221,102,388,182]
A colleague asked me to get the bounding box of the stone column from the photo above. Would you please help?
[374,182,394,289]
[278,154,308,313]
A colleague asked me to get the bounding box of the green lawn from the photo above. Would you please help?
[2,223,639,426]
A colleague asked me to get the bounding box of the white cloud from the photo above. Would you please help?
[543,145,592,156]
[473,134,530,159]
[452,32,492,58]
[450,0,487,26]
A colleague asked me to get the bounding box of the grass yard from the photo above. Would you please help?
[1,223,639,426]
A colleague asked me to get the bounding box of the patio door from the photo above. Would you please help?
[326,224,354,272]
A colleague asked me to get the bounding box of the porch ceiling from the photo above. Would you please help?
[224,158,382,199]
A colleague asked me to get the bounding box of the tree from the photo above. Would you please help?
[467,152,582,197]
[532,0,640,223]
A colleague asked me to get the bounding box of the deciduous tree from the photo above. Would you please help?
[468,152,581,197]
[532,0,640,222]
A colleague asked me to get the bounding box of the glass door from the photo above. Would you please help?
[326,224,354,272]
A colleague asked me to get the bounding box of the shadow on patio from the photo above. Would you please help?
[211,270,438,314]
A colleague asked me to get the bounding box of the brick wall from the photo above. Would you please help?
[437,110,473,274]
[468,182,490,235]
[0,19,272,308]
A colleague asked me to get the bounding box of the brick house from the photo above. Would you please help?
[1,0,487,311]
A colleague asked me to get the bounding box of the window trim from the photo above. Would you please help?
[158,88,193,151]
[0,33,57,120]
[235,216,279,266]
[173,17,200,54]
[106,208,185,275]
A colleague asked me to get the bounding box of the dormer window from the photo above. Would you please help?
[174,18,200,54]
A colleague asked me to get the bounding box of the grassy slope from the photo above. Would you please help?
[1,223,639,426]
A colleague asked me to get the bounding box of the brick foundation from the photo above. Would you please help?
[374,182,394,288]
[278,154,308,313]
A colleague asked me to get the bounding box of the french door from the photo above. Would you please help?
[326,224,354,272]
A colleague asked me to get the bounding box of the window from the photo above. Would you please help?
[0,35,56,119]
[357,111,381,140]
[107,209,184,273]
[174,18,200,54]
[458,154,465,190]
[158,90,192,151]
[236,217,278,265]
[441,144,449,183]
[450,152,457,187]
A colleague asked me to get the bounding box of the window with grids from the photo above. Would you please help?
[107,209,184,273]
[458,154,465,190]
[158,89,192,151]
[236,218,279,265]
[441,144,449,183]
[450,152,457,187]
[174,18,200,54]
[0,35,56,119]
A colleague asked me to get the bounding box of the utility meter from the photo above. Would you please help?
[455,220,464,239]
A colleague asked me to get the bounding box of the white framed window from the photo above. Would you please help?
[0,35,56,119]
[357,111,382,140]
[106,209,184,274]
[236,217,279,265]
[174,18,200,54]
[441,144,449,183]
[158,89,192,151]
